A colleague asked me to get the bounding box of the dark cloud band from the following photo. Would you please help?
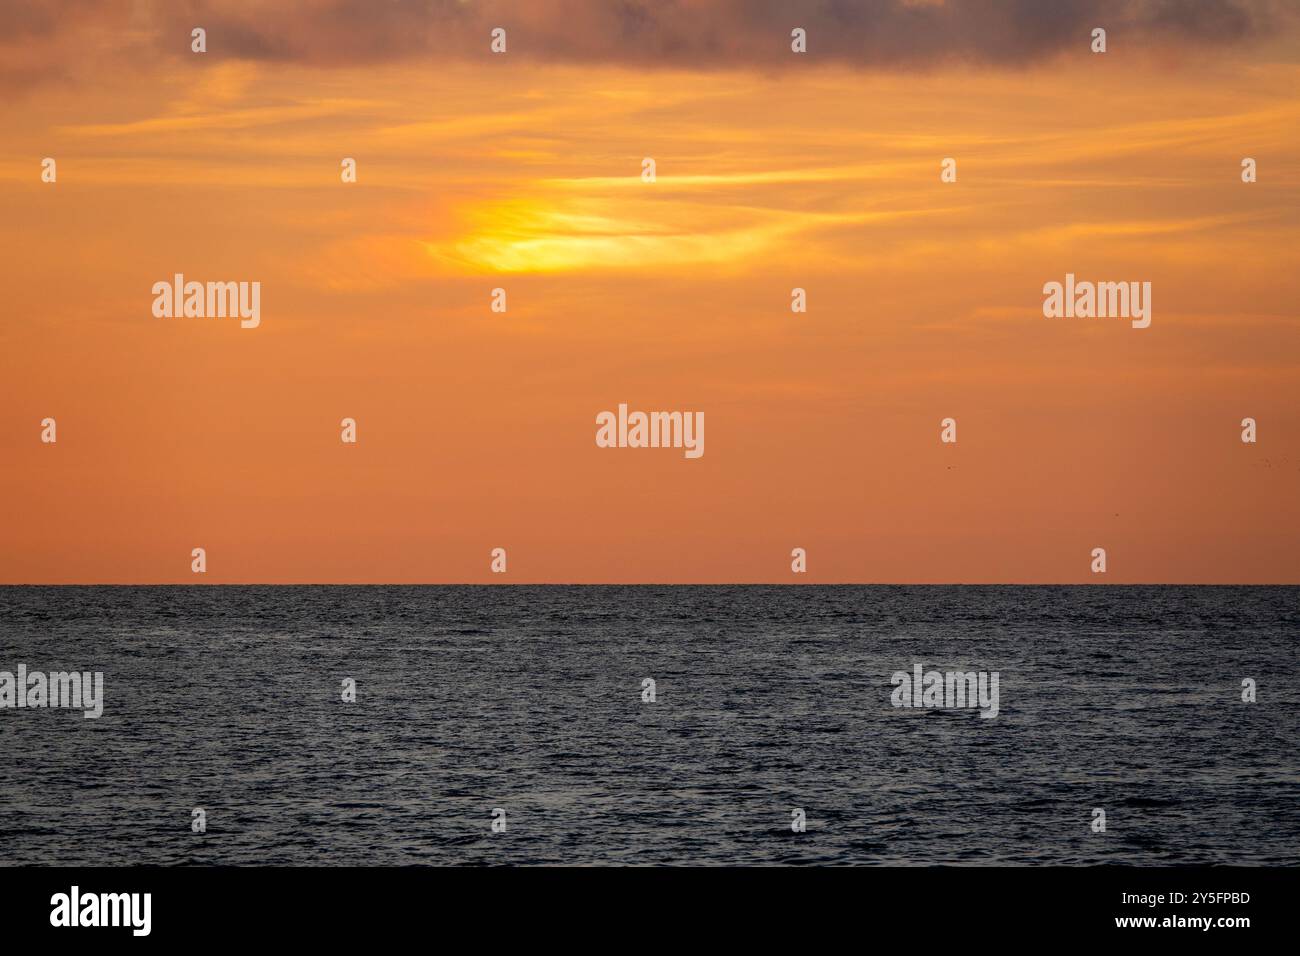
[0,0,1291,83]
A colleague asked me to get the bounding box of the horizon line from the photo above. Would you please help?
[3,582,1296,588]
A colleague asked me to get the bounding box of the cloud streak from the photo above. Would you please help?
[1,0,1294,92]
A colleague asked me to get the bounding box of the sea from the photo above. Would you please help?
[1,585,1296,865]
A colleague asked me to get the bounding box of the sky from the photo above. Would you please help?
[1,0,1297,583]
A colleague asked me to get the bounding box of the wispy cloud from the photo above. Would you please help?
[2,0,1295,94]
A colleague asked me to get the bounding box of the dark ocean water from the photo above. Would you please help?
[0,585,1296,866]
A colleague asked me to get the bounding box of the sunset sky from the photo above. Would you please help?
[1,0,1297,583]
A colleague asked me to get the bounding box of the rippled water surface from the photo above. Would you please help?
[1,585,1296,865]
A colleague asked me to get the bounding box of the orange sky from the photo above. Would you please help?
[1,3,1297,583]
